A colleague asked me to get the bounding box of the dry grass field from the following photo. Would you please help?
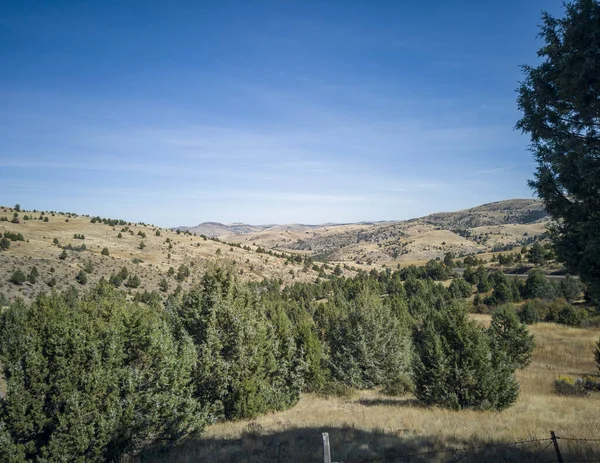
[0,207,337,303]
[137,318,600,463]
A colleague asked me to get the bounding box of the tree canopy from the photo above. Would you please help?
[516,0,600,305]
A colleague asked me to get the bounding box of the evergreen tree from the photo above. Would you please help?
[9,270,26,286]
[517,0,600,305]
[75,269,88,285]
[158,277,169,293]
[0,237,9,251]
[523,269,556,300]
[0,285,205,462]
[172,264,304,420]
[325,292,413,389]
[413,302,519,410]
[559,274,582,302]
[527,242,546,266]
[27,266,39,284]
[488,305,534,370]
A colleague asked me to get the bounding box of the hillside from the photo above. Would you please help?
[184,199,550,267]
[0,207,336,304]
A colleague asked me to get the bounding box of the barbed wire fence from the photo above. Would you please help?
[321,431,600,463]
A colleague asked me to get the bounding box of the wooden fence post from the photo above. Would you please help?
[323,432,332,463]
[550,431,564,463]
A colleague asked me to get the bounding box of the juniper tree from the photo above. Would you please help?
[517,0,600,305]
[413,302,520,410]
[0,285,205,462]
[324,292,413,390]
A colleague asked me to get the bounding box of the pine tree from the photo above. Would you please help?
[413,302,519,410]
[488,305,534,370]
[517,0,600,304]
[325,292,413,389]
[0,285,205,462]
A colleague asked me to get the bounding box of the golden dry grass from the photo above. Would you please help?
[137,320,600,462]
[0,207,329,303]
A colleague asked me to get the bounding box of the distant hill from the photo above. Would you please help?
[174,222,345,237]
[203,199,551,267]
[175,222,266,237]
[420,199,548,229]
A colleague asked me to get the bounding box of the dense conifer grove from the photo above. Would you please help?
[3,257,584,462]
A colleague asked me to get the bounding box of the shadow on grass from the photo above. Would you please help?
[132,424,600,463]
[357,397,425,408]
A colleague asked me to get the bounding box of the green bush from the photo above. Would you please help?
[9,270,26,286]
[75,270,88,285]
[518,300,542,324]
[0,237,10,251]
[523,269,556,300]
[125,275,141,288]
[413,302,519,410]
[318,381,355,399]
[324,292,413,389]
[0,286,206,462]
[554,375,589,396]
[557,302,586,326]
[101,247,110,256]
[173,264,305,420]
[382,374,415,396]
[27,266,39,284]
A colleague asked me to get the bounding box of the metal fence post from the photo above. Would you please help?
[550,431,564,463]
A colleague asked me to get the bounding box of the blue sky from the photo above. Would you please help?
[0,0,563,226]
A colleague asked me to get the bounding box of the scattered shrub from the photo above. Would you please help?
[75,270,88,285]
[554,375,589,396]
[9,269,27,286]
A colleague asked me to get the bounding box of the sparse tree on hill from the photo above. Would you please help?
[28,266,39,284]
[59,249,68,260]
[101,247,110,256]
[125,275,141,288]
[517,0,600,305]
[158,277,169,293]
[75,270,88,285]
[109,272,123,288]
[9,269,27,286]
[13,204,20,212]
[527,242,546,266]
[0,237,10,251]
[84,260,94,274]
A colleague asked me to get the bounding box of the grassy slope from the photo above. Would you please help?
[220,199,550,268]
[0,207,335,304]
[138,318,600,463]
